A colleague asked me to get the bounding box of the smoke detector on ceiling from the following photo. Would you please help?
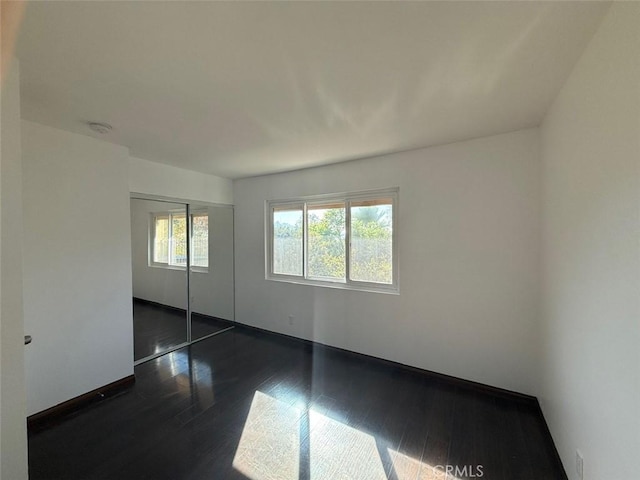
[87,122,113,134]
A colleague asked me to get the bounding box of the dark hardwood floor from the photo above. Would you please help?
[191,313,234,341]
[133,299,233,360]
[29,327,565,480]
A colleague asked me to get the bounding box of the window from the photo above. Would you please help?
[267,189,398,293]
[151,211,208,270]
[190,212,209,269]
[273,206,303,276]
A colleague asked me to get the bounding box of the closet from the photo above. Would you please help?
[130,197,234,362]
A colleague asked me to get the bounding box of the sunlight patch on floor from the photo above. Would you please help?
[232,391,301,480]
[308,409,386,480]
[233,391,453,480]
[387,448,453,480]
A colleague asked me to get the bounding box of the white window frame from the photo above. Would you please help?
[149,211,209,273]
[266,188,399,294]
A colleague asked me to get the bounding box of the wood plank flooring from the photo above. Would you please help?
[29,327,566,480]
[133,298,233,360]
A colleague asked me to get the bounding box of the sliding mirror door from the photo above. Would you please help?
[189,203,235,341]
[131,199,188,361]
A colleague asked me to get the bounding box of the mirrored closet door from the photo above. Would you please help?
[130,197,235,363]
[189,203,235,341]
[131,198,189,361]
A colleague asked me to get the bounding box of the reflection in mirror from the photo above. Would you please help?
[131,198,188,361]
[189,204,235,341]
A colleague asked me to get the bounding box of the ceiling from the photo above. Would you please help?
[16,1,609,179]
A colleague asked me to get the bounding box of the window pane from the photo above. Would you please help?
[170,214,187,266]
[191,214,208,268]
[350,199,393,284]
[308,203,345,281]
[153,216,169,264]
[273,207,303,276]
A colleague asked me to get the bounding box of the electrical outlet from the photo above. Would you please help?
[576,450,584,479]
[288,315,294,326]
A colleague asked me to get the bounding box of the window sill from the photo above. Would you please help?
[266,275,399,295]
[149,264,209,274]
[191,267,209,274]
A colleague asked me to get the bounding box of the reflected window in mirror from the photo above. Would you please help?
[190,211,209,270]
[151,211,208,271]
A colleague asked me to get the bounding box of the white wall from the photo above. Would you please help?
[234,128,540,395]
[129,156,233,205]
[539,4,640,480]
[0,61,28,480]
[22,120,134,416]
